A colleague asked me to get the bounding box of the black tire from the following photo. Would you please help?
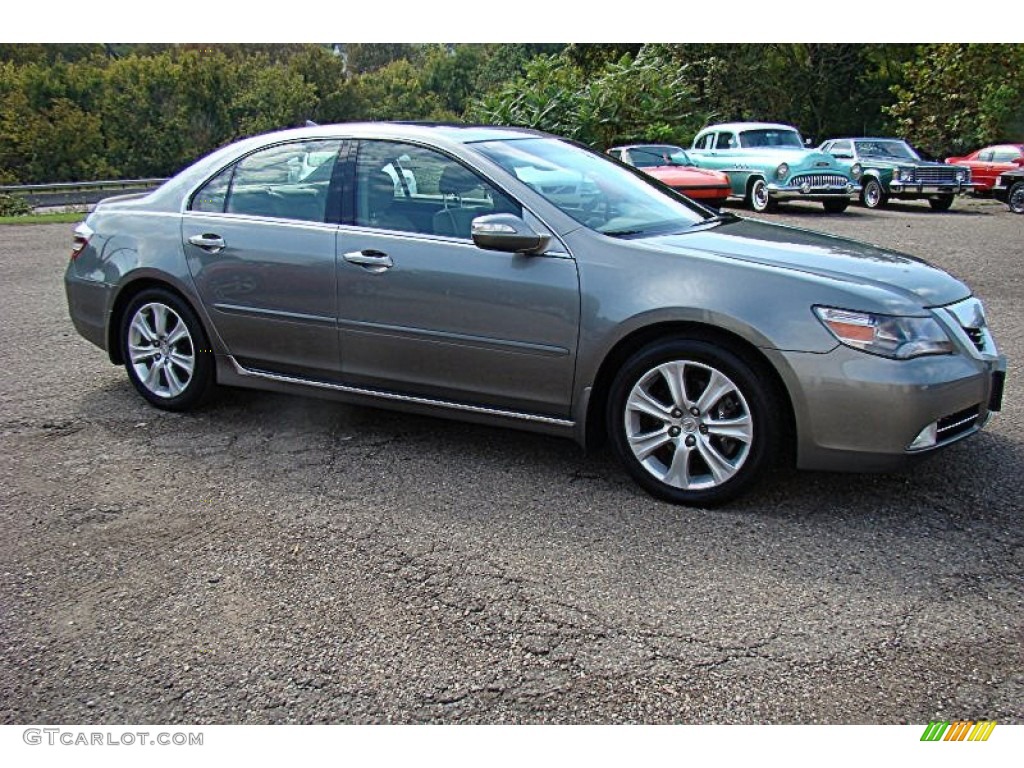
[120,288,215,411]
[860,178,887,209]
[606,338,783,506]
[747,178,777,213]
[1007,181,1024,214]
[822,198,850,213]
[928,194,954,212]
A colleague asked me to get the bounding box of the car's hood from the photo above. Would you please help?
[642,218,969,307]
[732,148,836,167]
[647,166,729,185]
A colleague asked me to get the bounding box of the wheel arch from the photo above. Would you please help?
[582,321,796,460]
[106,275,208,366]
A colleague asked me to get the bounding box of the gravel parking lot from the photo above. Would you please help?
[1,196,1021,724]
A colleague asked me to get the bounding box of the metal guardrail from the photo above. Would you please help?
[0,178,169,208]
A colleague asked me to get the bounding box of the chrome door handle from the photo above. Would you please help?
[188,234,226,253]
[343,249,393,272]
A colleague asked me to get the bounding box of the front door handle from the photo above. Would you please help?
[188,233,226,253]
[343,249,393,273]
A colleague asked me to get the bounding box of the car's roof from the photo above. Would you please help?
[245,122,549,145]
[827,137,911,143]
[697,122,800,134]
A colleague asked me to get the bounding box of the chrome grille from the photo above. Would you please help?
[789,174,848,188]
[942,297,994,357]
[914,167,960,184]
[964,326,985,352]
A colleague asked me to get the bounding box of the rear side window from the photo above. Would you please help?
[992,148,1022,162]
[190,140,343,223]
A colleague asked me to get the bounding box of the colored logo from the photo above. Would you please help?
[920,721,996,742]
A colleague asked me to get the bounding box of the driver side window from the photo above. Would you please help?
[354,140,520,239]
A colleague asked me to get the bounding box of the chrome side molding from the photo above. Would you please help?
[227,356,575,428]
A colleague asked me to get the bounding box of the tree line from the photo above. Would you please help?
[0,43,1020,184]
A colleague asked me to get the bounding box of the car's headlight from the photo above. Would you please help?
[775,163,789,180]
[813,307,954,359]
[850,163,863,180]
[892,168,901,181]
[956,169,966,182]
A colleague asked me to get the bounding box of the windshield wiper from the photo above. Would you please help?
[696,211,740,226]
[602,229,644,237]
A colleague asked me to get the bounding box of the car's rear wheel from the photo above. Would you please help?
[928,194,955,212]
[121,288,214,411]
[1008,181,1024,214]
[822,198,850,213]
[607,338,782,506]
[860,178,887,209]
[747,178,777,213]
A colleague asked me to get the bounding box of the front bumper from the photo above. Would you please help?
[767,181,860,201]
[766,343,1006,473]
[889,181,977,196]
[676,184,732,201]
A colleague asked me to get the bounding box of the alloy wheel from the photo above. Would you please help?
[623,360,754,491]
[127,302,196,399]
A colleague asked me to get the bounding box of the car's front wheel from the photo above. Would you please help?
[121,288,214,411]
[1007,181,1024,214]
[860,178,887,209]
[928,194,955,212]
[607,338,782,506]
[747,178,777,213]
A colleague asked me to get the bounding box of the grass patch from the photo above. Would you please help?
[0,212,85,226]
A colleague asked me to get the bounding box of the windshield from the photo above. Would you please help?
[739,129,803,149]
[854,140,919,161]
[629,145,693,168]
[474,138,707,236]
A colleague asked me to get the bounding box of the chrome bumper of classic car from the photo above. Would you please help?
[889,181,977,195]
[767,181,860,200]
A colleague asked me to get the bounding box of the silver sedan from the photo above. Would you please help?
[65,123,1006,505]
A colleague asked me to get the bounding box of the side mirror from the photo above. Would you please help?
[471,214,551,255]
[1014,157,1024,167]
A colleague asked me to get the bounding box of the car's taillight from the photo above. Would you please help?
[71,222,93,260]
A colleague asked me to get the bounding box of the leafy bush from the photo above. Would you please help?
[0,192,31,216]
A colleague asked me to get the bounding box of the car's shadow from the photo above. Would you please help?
[77,379,1022,529]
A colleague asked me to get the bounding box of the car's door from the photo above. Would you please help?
[182,139,346,378]
[335,139,580,418]
[970,149,997,188]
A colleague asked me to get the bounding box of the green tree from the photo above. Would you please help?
[886,44,1024,156]
[469,47,706,149]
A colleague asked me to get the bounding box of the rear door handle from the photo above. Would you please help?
[343,249,393,272]
[188,234,226,253]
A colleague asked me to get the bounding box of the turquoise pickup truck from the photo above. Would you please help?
[689,122,861,213]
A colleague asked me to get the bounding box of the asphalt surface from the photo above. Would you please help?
[1,196,1021,724]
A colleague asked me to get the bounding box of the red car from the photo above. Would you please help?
[946,144,1024,192]
[608,144,732,207]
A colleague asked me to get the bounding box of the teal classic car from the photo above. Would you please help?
[818,137,974,211]
[689,122,861,213]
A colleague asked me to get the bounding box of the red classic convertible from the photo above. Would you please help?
[608,144,732,207]
[945,144,1024,192]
